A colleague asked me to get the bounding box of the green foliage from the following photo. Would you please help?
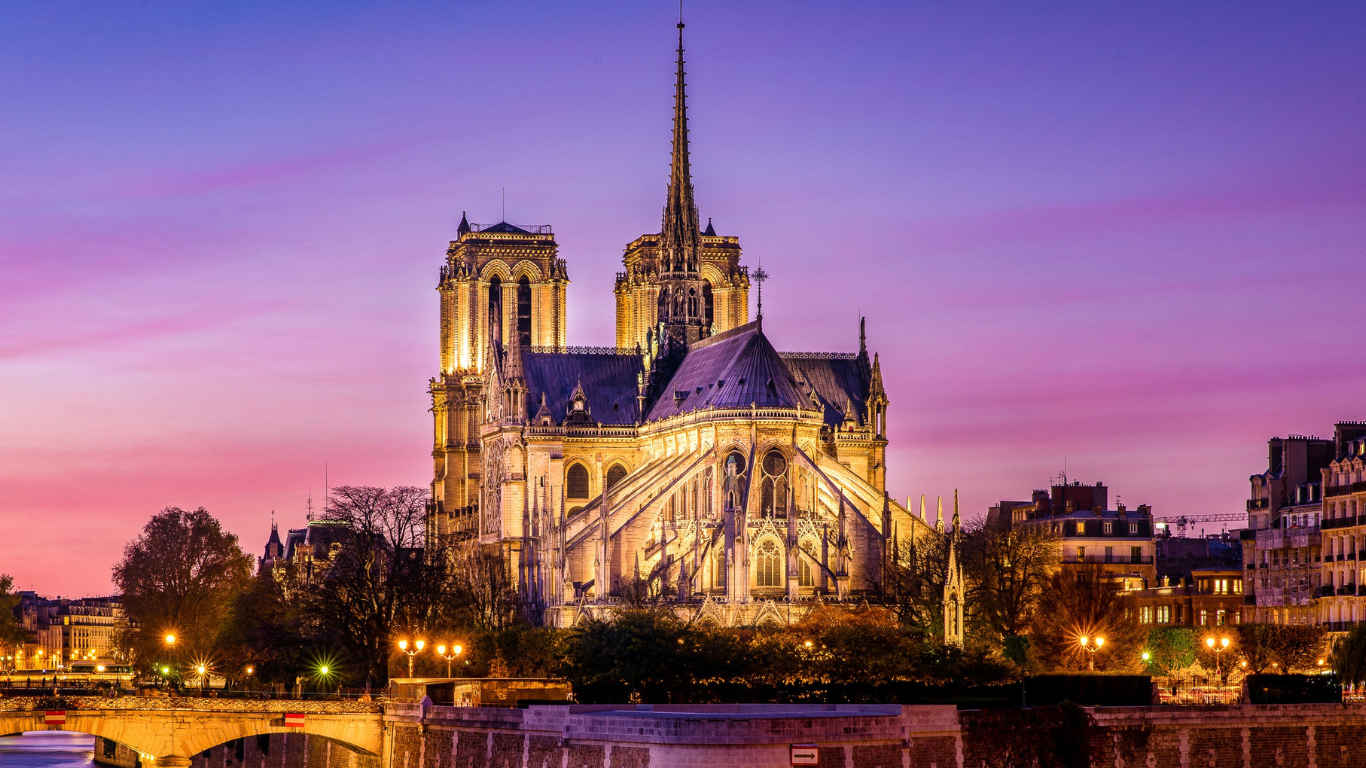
[1144,627,1197,675]
[1002,634,1030,668]
[0,574,31,651]
[1332,623,1366,686]
[562,606,1014,704]
[1235,623,1327,674]
[962,519,1060,643]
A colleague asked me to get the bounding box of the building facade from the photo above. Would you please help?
[425,24,934,627]
[1242,423,1366,628]
[10,594,125,671]
[991,481,1157,587]
[1132,568,1244,631]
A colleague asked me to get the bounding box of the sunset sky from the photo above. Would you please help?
[3,1,1365,595]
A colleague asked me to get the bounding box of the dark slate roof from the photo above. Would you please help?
[479,221,530,234]
[646,322,808,421]
[521,351,643,425]
[782,355,870,427]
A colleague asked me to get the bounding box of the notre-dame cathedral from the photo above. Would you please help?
[426,22,941,628]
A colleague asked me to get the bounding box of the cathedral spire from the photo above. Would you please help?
[661,17,701,278]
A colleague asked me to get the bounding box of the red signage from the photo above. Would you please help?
[45,711,67,725]
[283,713,306,728]
[790,744,818,766]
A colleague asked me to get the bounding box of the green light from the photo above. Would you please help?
[1142,652,1151,661]
[161,666,169,675]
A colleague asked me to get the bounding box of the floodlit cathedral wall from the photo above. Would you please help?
[427,24,935,627]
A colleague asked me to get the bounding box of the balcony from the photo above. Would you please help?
[1062,555,1153,565]
[1243,594,1256,605]
[1321,586,1337,597]
[1290,529,1322,548]
[1256,530,1286,549]
[1247,498,1270,511]
[1326,481,1366,498]
[1324,515,1359,530]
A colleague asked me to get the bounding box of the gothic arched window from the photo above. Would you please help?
[760,450,788,517]
[687,288,697,318]
[702,281,714,329]
[487,276,503,343]
[516,276,532,345]
[724,451,746,510]
[566,463,590,500]
[657,290,668,322]
[606,463,627,491]
[756,540,782,587]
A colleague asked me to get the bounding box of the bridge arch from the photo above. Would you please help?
[0,704,382,768]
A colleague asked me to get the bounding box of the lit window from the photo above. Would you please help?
[1157,605,1170,623]
[1140,606,1153,624]
[1200,609,1208,626]
[1129,522,1138,535]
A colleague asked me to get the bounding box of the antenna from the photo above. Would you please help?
[502,188,506,223]
[324,462,329,515]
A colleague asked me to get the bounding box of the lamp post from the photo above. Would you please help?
[398,639,425,678]
[435,644,463,678]
[1205,636,1231,677]
[1078,635,1105,671]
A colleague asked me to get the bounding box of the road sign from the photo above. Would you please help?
[791,744,819,766]
[45,711,66,725]
[284,713,306,727]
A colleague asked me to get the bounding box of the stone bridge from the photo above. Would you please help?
[0,697,383,768]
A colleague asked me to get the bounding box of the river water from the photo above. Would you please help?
[0,732,96,767]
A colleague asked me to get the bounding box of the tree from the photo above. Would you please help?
[0,574,30,654]
[961,518,1059,642]
[1236,623,1326,674]
[112,507,253,672]
[1030,565,1146,672]
[1332,623,1366,687]
[881,531,950,635]
[1144,627,1197,676]
[300,485,453,688]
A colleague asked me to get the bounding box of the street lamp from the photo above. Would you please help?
[1205,636,1231,677]
[164,634,176,647]
[1078,636,1105,671]
[397,639,425,678]
[435,644,463,678]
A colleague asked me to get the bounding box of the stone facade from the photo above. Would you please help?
[1243,422,1366,627]
[424,23,936,626]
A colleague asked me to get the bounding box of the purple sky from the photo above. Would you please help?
[3,1,1365,596]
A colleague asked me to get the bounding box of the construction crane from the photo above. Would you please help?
[1153,513,1246,538]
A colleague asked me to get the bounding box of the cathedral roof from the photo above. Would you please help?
[646,321,808,421]
[521,350,642,426]
[782,354,870,427]
[478,221,531,234]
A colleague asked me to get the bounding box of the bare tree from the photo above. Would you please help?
[301,486,453,688]
[448,543,525,632]
[880,532,951,635]
[1030,565,1145,672]
[962,518,1059,642]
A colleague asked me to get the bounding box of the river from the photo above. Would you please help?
[0,731,96,768]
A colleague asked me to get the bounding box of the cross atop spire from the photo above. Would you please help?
[661,15,701,277]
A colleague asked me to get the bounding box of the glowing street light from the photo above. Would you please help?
[1078,636,1105,671]
[1205,636,1231,677]
[398,638,426,678]
[164,634,176,647]
[435,644,463,678]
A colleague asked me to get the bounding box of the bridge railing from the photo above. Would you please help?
[0,695,382,714]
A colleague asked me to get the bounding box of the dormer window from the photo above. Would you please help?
[1104,522,1113,534]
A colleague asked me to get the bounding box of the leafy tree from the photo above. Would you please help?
[221,569,315,686]
[961,518,1059,642]
[1030,565,1145,672]
[112,507,254,671]
[1332,623,1366,687]
[1235,624,1327,674]
[0,574,30,654]
[300,485,453,688]
[1144,627,1197,676]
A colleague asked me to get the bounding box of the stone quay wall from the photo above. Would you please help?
[183,733,378,768]
[385,701,1366,768]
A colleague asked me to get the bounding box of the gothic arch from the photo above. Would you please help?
[566,462,591,500]
[605,462,629,491]
[480,261,514,281]
[510,259,544,282]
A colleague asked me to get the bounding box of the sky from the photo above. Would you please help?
[2,1,1365,596]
